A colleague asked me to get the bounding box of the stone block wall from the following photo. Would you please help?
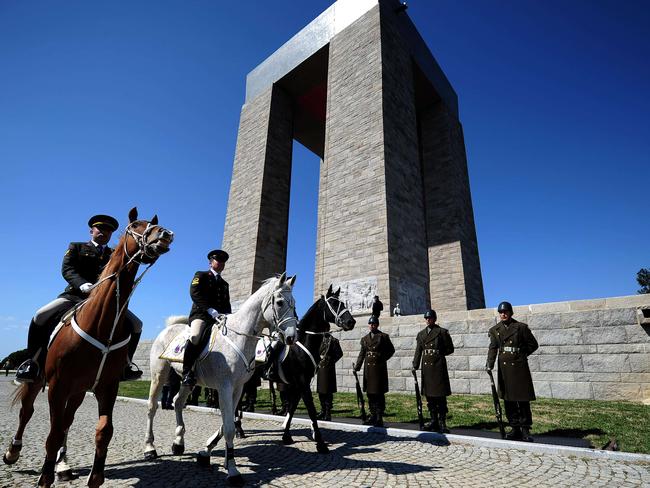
[136,294,650,403]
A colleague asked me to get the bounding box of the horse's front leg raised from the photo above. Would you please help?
[3,381,41,465]
[171,385,192,455]
[87,381,119,488]
[301,386,329,454]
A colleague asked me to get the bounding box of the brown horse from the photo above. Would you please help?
[4,207,173,488]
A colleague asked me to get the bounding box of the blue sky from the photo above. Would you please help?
[1,0,648,360]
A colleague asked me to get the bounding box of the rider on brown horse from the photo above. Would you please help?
[16,214,144,383]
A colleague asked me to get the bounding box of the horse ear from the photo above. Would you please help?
[129,207,138,223]
[335,287,341,297]
[327,284,333,296]
[150,215,158,225]
[278,272,286,285]
[288,275,296,287]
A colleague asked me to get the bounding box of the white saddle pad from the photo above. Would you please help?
[255,336,272,363]
[159,320,223,363]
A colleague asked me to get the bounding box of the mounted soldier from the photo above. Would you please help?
[485,301,539,442]
[354,315,395,427]
[412,309,454,433]
[181,249,232,387]
[16,214,144,383]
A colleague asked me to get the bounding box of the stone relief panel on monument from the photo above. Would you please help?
[331,277,378,314]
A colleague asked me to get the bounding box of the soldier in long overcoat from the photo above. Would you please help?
[316,335,343,421]
[354,315,395,427]
[181,249,231,386]
[486,301,539,441]
[412,309,454,433]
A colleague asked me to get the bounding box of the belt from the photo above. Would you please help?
[367,351,379,357]
[423,349,439,356]
[501,346,520,353]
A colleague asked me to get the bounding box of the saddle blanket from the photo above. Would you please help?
[159,318,220,363]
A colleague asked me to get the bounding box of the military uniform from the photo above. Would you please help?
[182,249,231,386]
[413,323,454,431]
[354,326,395,426]
[486,318,538,436]
[17,214,143,383]
[316,335,343,421]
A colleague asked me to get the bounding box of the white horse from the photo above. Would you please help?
[144,273,298,486]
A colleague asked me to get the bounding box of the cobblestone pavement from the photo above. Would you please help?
[1,378,648,487]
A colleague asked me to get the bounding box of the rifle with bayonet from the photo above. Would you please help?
[411,369,425,430]
[352,363,367,423]
[486,368,506,439]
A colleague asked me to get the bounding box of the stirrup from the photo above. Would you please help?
[15,359,40,384]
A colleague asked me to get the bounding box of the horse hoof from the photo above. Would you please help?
[56,469,75,482]
[235,430,246,439]
[144,449,158,461]
[2,452,18,465]
[316,443,329,454]
[196,451,211,467]
[172,443,185,456]
[227,474,244,487]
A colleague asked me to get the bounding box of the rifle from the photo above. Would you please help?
[269,380,278,415]
[351,364,367,422]
[411,370,425,430]
[486,369,506,439]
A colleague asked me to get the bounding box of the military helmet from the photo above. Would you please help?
[368,316,379,325]
[497,301,513,313]
[424,309,437,320]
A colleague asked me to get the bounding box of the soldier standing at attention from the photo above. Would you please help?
[412,309,454,433]
[485,301,539,442]
[16,214,143,383]
[316,334,343,421]
[371,295,384,318]
[354,315,395,427]
[181,249,231,387]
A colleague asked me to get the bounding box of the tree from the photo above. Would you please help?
[637,268,650,294]
[1,349,30,369]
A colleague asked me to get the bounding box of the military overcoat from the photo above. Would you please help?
[189,271,232,324]
[316,336,343,394]
[486,319,539,401]
[59,242,112,300]
[412,325,454,397]
[354,330,395,394]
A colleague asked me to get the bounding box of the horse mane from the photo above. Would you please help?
[298,297,323,328]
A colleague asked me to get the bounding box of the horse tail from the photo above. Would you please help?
[10,383,31,409]
[166,315,189,327]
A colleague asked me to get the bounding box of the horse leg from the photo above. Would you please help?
[87,382,119,488]
[3,381,41,465]
[54,391,85,482]
[196,425,223,467]
[171,384,192,455]
[144,363,168,460]
[301,386,328,454]
[282,391,298,446]
[37,383,68,488]
[234,393,246,439]
[221,385,245,486]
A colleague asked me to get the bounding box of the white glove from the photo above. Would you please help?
[208,308,220,320]
[80,283,93,294]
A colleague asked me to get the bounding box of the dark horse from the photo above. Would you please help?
[257,285,355,453]
[4,208,173,488]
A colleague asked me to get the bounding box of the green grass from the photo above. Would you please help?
[118,381,650,454]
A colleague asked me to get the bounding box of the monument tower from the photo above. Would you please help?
[222,0,485,314]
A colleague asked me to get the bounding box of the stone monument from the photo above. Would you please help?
[222,0,484,314]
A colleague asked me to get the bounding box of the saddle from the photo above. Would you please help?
[48,300,89,349]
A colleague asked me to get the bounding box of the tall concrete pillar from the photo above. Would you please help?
[223,0,484,313]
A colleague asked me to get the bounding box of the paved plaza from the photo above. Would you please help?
[0,378,648,487]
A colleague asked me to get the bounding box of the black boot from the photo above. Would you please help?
[506,426,523,440]
[262,342,282,382]
[521,427,534,442]
[161,385,172,409]
[122,332,143,381]
[16,319,46,384]
[424,410,439,432]
[439,414,450,434]
[323,403,332,422]
[181,341,199,387]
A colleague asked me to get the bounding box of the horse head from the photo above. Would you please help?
[124,207,174,264]
[324,284,356,331]
[263,272,298,345]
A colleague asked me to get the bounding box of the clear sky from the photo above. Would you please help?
[1,0,648,360]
